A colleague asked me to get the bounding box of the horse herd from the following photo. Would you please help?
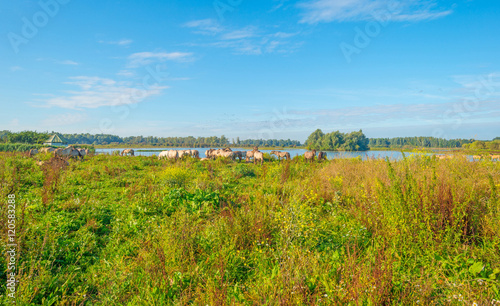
[157,147,327,164]
[25,146,327,165]
[472,154,500,160]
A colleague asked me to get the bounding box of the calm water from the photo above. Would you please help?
[95,148,440,161]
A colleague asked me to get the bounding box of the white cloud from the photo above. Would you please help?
[58,60,79,66]
[41,76,168,109]
[186,19,301,55]
[127,52,193,67]
[168,77,191,81]
[452,73,500,91]
[35,58,79,65]
[117,70,135,77]
[270,0,291,12]
[298,0,453,24]
[99,39,133,46]
[221,27,258,40]
[10,66,23,72]
[451,72,500,103]
[183,19,223,35]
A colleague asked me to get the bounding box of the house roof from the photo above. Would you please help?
[44,133,68,144]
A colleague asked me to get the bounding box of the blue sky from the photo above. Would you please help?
[1,0,499,141]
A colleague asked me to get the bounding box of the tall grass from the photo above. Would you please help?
[0,153,499,304]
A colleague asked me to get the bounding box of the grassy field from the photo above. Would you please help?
[1,152,499,305]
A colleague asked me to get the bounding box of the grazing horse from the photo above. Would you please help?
[220,151,235,160]
[56,146,82,159]
[233,151,244,162]
[304,150,316,163]
[205,149,215,159]
[473,155,483,160]
[271,151,291,161]
[167,150,178,160]
[253,151,264,165]
[317,151,327,161]
[490,155,500,160]
[28,149,38,157]
[435,154,452,160]
[246,150,255,162]
[178,150,189,159]
[121,149,135,156]
[191,150,200,158]
[39,147,55,154]
[158,151,169,159]
[211,149,221,158]
[78,148,87,159]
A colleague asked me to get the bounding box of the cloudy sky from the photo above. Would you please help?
[1,0,499,141]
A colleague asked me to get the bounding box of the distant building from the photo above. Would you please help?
[43,133,68,146]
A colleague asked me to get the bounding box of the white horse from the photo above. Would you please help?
[178,150,190,158]
[167,150,178,160]
[253,151,264,165]
[158,151,169,159]
[56,146,82,159]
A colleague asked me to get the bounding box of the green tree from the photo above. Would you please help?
[305,129,324,150]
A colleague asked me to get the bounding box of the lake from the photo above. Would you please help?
[95,148,442,160]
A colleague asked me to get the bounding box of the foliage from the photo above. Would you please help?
[369,136,474,148]
[305,129,369,151]
[1,130,302,148]
[2,131,50,144]
[1,152,499,304]
[0,143,44,152]
[464,140,500,151]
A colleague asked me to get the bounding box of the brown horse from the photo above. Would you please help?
[233,151,244,162]
[304,150,316,163]
[271,151,291,161]
[121,149,135,156]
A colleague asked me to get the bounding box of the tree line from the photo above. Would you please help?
[369,137,474,148]
[2,130,495,151]
[0,131,302,148]
[0,130,50,144]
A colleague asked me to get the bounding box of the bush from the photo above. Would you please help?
[161,167,191,188]
[232,163,255,178]
[0,143,44,152]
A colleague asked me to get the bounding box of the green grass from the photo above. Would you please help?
[0,153,499,305]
